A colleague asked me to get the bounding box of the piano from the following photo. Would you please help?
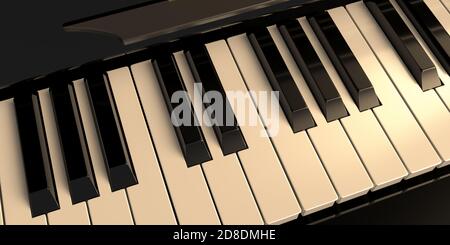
[0,0,449,225]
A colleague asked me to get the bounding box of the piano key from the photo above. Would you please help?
[176,51,264,224]
[441,0,450,12]
[248,28,316,132]
[50,83,99,203]
[153,55,211,166]
[292,11,409,189]
[185,46,247,155]
[346,1,443,176]
[38,89,91,225]
[207,40,304,224]
[308,12,380,111]
[227,34,338,215]
[394,0,450,110]
[396,0,450,75]
[0,98,47,224]
[424,0,450,109]
[85,74,138,191]
[15,94,60,217]
[128,64,220,225]
[347,1,450,166]
[73,79,134,225]
[365,0,441,91]
[299,17,374,201]
[106,69,177,225]
[278,20,348,122]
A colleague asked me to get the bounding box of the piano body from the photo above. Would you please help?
[0,0,449,225]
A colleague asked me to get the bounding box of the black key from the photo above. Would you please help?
[365,0,441,91]
[153,55,212,167]
[396,0,450,76]
[309,12,381,111]
[50,83,99,203]
[248,28,316,132]
[15,93,59,217]
[279,20,348,122]
[185,46,247,155]
[85,73,138,191]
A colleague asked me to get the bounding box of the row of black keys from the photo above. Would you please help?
[15,0,449,217]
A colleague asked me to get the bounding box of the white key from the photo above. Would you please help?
[73,79,134,225]
[38,89,91,225]
[423,0,450,110]
[107,71,177,225]
[292,18,374,202]
[347,1,450,166]
[0,99,47,225]
[440,0,450,12]
[295,12,408,189]
[207,40,303,224]
[128,64,220,225]
[345,2,443,176]
[174,52,264,224]
[227,34,338,215]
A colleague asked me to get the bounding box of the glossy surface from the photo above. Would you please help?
[309,11,380,111]
[279,20,348,122]
[50,83,99,203]
[85,74,137,191]
[14,94,59,217]
[248,28,315,132]
[365,0,441,91]
[153,55,211,166]
[185,46,247,155]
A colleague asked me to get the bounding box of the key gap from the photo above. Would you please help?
[199,166,223,225]
[0,184,6,224]
[124,189,136,225]
[85,201,94,225]
[127,65,180,225]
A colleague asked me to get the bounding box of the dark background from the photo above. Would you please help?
[1,0,450,225]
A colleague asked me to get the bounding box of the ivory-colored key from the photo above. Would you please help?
[107,70,177,225]
[206,40,303,224]
[227,34,338,215]
[129,64,220,225]
[441,0,450,12]
[73,79,134,225]
[347,1,450,166]
[173,51,264,224]
[346,1,442,175]
[0,99,47,225]
[38,89,91,225]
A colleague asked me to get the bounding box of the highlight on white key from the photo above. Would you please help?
[171,83,280,137]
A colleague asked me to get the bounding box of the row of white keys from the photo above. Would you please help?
[301,11,409,189]
[0,99,47,224]
[174,52,264,224]
[38,89,91,225]
[421,0,450,110]
[73,79,134,225]
[227,34,338,215]
[228,32,340,214]
[128,64,221,225]
[339,4,442,176]
[106,69,177,225]
[206,40,302,224]
[347,1,450,166]
[295,18,374,202]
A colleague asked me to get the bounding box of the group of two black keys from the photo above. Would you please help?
[15,0,448,217]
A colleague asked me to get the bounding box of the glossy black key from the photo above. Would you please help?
[248,28,316,132]
[185,46,247,155]
[309,12,380,111]
[153,55,212,167]
[85,73,138,191]
[365,0,441,91]
[397,0,450,75]
[15,93,59,217]
[279,20,348,122]
[50,83,99,203]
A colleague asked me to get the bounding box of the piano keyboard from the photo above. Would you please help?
[0,0,449,225]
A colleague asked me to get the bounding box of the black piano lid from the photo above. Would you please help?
[0,0,356,100]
